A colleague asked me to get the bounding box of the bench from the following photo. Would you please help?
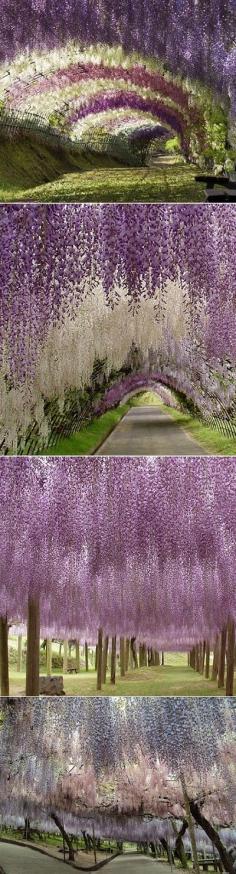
[198,858,222,871]
[195,174,236,202]
[39,676,65,695]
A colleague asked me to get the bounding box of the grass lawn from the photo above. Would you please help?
[0,139,205,202]
[8,651,235,697]
[37,403,132,455]
[34,392,236,456]
[161,404,236,455]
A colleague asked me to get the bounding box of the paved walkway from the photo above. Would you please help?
[0,843,70,873]
[106,857,168,872]
[0,846,166,873]
[96,406,207,455]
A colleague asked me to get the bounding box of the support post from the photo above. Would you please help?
[218,626,227,688]
[17,634,23,673]
[205,642,210,679]
[46,639,52,676]
[120,637,125,677]
[102,635,109,684]
[0,615,9,696]
[85,641,89,672]
[26,596,40,696]
[63,640,68,673]
[110,636,116,685]
[97,628,103,691]
[226,618,235,696]
[75,641,80,672]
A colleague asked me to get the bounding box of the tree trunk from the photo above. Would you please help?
[195,644,200,672]
[110,636,116,685]
[125,638,130,672]
[51,811,75,861]
[46,639,52,676]
[211,636,219,681]
[102,635,109,684]
[190,800,234,874]
[120,637,125,676]
[218,625,227,688]
[201,641,206,674]
[17,634,22,673]
[63,640,68,673]
[226,618,235,696]
[205,642,210,679]
[180,775,200,874]
[75,641,80,672]
[0,615,9,696]
[23,817,31,840]
[97,627,103,690]
[131,637,138,668]
[173,819,188,868]
[26,596,40,696]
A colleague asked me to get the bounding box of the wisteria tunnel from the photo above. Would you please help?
[0,455,235,698]
[0,698,235,871]
[0,203,236,456]
[0,1,235,200]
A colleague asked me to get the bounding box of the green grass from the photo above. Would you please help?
[161,405,236,455]
[8,662,235,697]
[36,403,132,455]
[0,139,205,201]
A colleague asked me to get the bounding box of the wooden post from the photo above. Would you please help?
[120,637,125,676]
[102,636,109,684]
[63,640,68,673]
[75,641,80,672]
[226,619,235,696]
[17,634,23,673]
[85,641,89,672]
[26,597,40,696]
[97,628,103,691]
[125,638,130,672]
[201,641,206,674]
[110,636,116,685]
[211,636,219,681]
[161,652,164,666]
[0,615,9,696]
[205,642,210,679]
[46,639,52,676]
[195,644,200,672]
[218,626,227,688]
[131,637,138,668]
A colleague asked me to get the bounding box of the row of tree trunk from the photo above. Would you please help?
[188,618,235,696]
[96,628,164,690]
[1,600,234,697]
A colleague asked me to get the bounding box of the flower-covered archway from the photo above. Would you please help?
[0,0,235,166]
[0,203,235,453]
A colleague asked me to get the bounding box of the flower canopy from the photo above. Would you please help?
[0,697,235,840]
[0,456,235,647]
[0,2,235,159]
[0,204,236,452]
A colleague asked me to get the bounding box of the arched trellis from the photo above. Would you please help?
[0,203,235,453]
[0,39,229,163]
